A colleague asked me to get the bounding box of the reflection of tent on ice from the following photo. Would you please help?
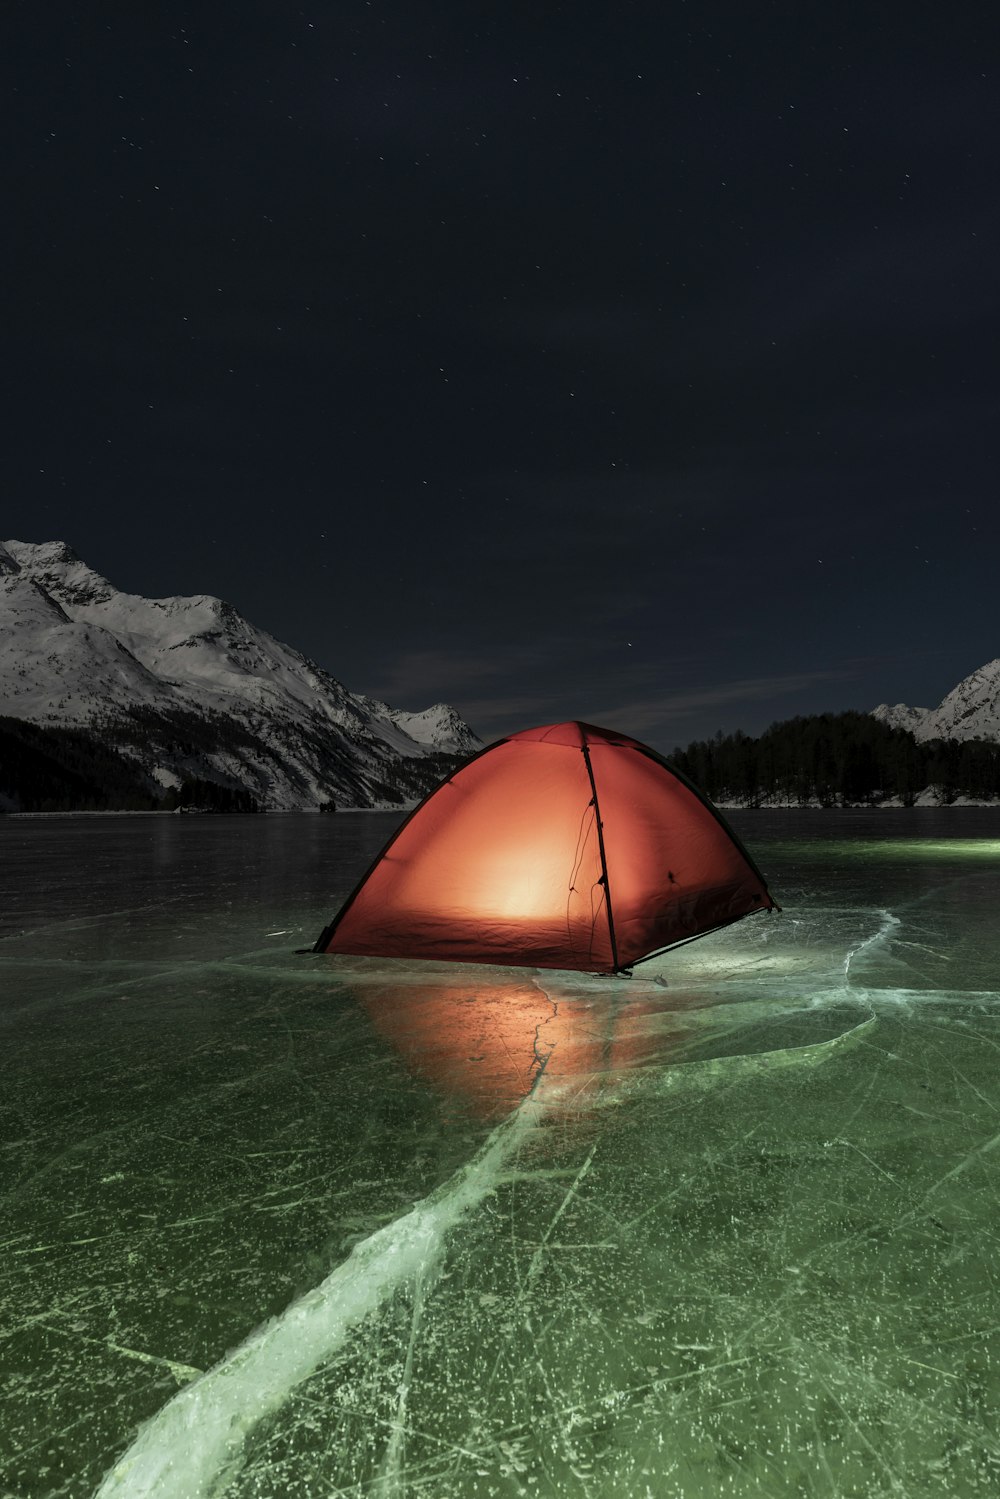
[315,721,778,974]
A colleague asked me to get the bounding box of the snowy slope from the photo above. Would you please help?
[873,659,1000,744]
[367,700,483,754]
[1,540,481,809]
[870,702,933,737]
[0,569,186,723]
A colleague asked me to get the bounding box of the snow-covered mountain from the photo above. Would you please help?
[873,659,1000,744]
[0,540,481,810]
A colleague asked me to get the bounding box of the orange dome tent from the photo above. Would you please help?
[314,721,777,974]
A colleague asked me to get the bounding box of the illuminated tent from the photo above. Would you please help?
[314,721,777,974]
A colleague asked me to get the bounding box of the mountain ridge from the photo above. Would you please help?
[872,658,1000,745]
[0,540,481,811]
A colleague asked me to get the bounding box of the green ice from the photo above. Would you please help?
[3,809,1000,1497]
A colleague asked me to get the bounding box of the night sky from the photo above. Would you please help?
[7,2,998,750]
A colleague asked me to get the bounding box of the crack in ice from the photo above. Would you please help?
[95,1068,554,1498]
[843,909,901,983]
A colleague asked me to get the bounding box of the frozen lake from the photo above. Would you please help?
[3,808,1000,1497]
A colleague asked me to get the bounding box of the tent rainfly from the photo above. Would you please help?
[314,721,778,974]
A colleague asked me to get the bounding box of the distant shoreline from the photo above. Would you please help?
[714,798,1000,811]
[5,801,1000,820]
[1,805,415,819]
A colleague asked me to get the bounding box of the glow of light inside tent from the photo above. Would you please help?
[456,848,590,919]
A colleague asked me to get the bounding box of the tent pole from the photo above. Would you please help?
[580,736,622,973]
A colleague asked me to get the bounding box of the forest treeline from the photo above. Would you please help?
[5,708,1000,813]
[0,717,259,813]
[670,711,1000,807]
[0,715,463,813]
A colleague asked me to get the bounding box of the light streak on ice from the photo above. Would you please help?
[96,1074,551,1498]
[96,954,882,1498]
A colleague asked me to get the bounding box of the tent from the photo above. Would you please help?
[314,721,777,974]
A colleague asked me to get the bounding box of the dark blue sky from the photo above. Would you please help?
[7,1,998,749]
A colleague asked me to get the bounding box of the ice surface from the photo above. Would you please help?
[3,809,1000,1496]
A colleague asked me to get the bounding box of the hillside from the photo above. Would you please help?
[873,659,1000,744]
[0,540,480,811]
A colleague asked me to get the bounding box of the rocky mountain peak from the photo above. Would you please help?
[6,539,117,606]
[873,659,1000,744]
[391,702,483,754]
